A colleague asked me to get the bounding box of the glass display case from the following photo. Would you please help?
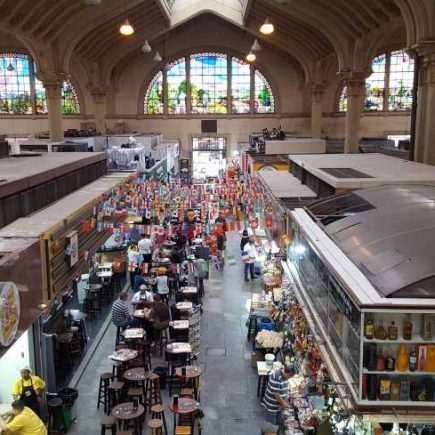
[288,227,435,410]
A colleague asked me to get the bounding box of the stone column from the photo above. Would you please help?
[340,71,367,153]
[39,72,66,142]
[414,43,435,164]
[89,86,107,135]
[310,81,325,137]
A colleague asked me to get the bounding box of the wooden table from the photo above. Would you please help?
[169,398,199,435]
[122,328,145,340]
[176,302,193,311]
[109,349,138,363]
[123,367,149,382]
[175,366,202,400]
[112,402,144,434]
[180,286,198,294]
[169,320,189,330]
[256,361,272,398]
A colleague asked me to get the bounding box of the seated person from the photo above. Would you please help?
[132,284,154,307]
[111,292,138,328]
[134,272,149,292]
[0,400,47,435]
[147,295,171,345]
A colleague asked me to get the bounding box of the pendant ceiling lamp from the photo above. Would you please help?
[120,18,134,36]
[251,39,261,52]
[7,62,15,72]
[260,17,274,35]
[154,51,162,62]
[246,50,256,62]
[141,40,152,53]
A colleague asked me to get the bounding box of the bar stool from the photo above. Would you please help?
[83,297,96,319]
[145,372,162,411]
[116,326,126,346]
[100,415,117,435]
[47,397,64,433]
[111,360,123,380]
[148,419,164,435]
[97,372,113,413]
[175,427,191,435]
[155,328,169,357]
[127,387,145,407]
[151,404,168,435]
[116,431,134,435]
[73,318,88,349]
[107,381,125,414]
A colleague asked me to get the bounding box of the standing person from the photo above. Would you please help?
[138,233,154,264]
[11,368,45,417]
[240,229,249,252]
[193,253,206,301]
[262,365,295,426]
[0,400,47,435]
[127,244,141,288]
[155,273,169,299]
[244,237,257,282]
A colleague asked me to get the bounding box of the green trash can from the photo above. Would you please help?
[62,408,72,430]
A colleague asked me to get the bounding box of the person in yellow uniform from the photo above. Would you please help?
[0,400,47,435]
[11,368,45,417]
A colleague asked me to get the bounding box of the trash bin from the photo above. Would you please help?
[57,388,79,430]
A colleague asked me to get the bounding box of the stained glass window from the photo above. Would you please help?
[190,53,228,114]
[365,54,386,111]
[0,52,81,115]
[167,58,186,114]
[0,54,32,114]
[338,50,414,113]
[388,49,414,111]
[143,52,275,115]
[231,57,250,114]
[144,71,164,114]
[254,70,274,113]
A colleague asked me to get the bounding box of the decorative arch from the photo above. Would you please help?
[0,51,83,115]
[141,50,277,116]
[337,48,415,113]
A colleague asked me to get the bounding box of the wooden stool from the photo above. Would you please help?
[116,431,134,435]
[175,427,191,435]
[151,404,168,435]
[127,387,144,407]
[116,326,126,346]
[97,372,113,413]
[148,419,164,435]
[146,373,162,411]
[156,328,169,357]
[107,381,124,414]
[100,415,116,435]
[83,297,96,319]
[111,360,123,380]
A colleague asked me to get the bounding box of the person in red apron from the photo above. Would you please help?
[12,368,45,417]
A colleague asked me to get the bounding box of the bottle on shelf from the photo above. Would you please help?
[402,315,413,340]
[397,344,408,372]
[421,314,433,341]
[385,353,396,371]
[409,350,417,372]
[418,346,427,371]
[375,321,387,340]
[364,314,374,339]
[388,321,398,340]
[376,351,386,371]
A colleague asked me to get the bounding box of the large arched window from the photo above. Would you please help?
[0,53,81,115]
[144,52,275,115]
[338,49,414,112]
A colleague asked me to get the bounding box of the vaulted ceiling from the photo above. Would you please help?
[0,0,431,85]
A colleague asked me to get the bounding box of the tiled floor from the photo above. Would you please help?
[68,232,265,435]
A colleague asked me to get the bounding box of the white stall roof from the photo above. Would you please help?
[0,173,130,238]
[288,153,435,189]
[258,171,316,198]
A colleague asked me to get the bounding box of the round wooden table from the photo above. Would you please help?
[123,367,149,382]
[175,366,202,400]
[112,402,144,434]
[169,397,199,435]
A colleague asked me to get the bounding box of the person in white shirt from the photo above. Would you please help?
[244,238,257,282]
[155,274,169,296]
[127,244,141,288]
[132,284,154,306]
[138,234,154,264]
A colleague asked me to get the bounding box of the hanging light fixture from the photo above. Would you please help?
[120,18,134,36]
[246,50,256,62]
[154,51,162,62]
[141,39,152,53]
[260,17,274,35]
[251,39,261,52]
[6,62,15,72]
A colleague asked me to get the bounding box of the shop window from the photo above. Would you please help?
[143,51,275,115]
[0,52,82,115]
[338,49,414,113]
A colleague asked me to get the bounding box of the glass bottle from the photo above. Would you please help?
[402,315,413,340]
[408,350,417,372]
[397,344,408,372]
[421,314,433,341]
[376,351,386,371]
[385,353,396,371]
[388,321,398,340]
[375,321,387,340]
[364,315,374,339]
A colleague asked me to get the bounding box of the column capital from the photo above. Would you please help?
[309,80,326,102]
[338,70,369,97]
[37,71,68,99]
[88,85,107,104]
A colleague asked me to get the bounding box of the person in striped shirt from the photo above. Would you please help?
[262,365,295,425]
[111,292,138,328]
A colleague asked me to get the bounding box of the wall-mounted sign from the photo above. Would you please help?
[0,282,20,347]
[66,231,79,268]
